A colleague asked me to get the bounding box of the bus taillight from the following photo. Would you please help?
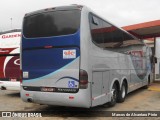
[44,46,53,49]
[79,69,88,89]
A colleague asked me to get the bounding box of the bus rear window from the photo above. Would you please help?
[23,10,81,38]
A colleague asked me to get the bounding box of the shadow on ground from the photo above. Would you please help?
[30,88,147,117]
[5,92,20,98]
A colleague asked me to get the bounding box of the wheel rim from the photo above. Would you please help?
[122,85,126,98]
[111,88,116,102]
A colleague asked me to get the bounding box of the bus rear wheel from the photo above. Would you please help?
[117,82,127,103]
[108,84,118,107]
[144,75,151,89]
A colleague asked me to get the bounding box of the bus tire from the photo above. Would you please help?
[117,82,127,103]
[143,77,150,89]
[107,84,118,107]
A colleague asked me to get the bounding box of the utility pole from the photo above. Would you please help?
[153,37,156,82]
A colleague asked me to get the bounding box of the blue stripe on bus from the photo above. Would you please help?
[22,29,80,49]
[22,29,80,80]
[23,57,79,83]
[22,47,80,79]
[55,76,79,83]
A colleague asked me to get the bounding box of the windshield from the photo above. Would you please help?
[23,10,81,38]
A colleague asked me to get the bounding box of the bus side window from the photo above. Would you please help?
[92,16,99,25]
[102,22,124,48]
[90,14,104,48]
[101,20,114,48]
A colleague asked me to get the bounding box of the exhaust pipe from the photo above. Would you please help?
[27,98,33,103]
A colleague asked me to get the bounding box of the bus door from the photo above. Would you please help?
[92,68,110,107]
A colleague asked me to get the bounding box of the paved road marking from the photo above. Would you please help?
[148,87,160,92]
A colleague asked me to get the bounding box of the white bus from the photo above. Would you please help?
[20,5,152,108]
[0,29,21,90]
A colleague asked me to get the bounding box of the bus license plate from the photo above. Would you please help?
[41,87,55,92]
[10,79,17,82]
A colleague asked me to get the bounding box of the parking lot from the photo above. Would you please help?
[0,81,160,120]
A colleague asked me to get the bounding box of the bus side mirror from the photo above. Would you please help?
[154,57,157,63]
[151,56,157,63]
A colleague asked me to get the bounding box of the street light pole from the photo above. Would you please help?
[153,37,156,82]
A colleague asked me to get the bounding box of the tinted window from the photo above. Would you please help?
[23,10,80,38]
[122,32,142,47]
[89,13,143,50]
[101,21,113,48]
[90,15,104,48]
[90,14,124,48]
[102,21,124,48]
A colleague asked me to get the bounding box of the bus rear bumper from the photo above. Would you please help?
[20,87,91,108]
[0,81,20,91]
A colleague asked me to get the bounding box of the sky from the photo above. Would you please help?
[0,0,160,31]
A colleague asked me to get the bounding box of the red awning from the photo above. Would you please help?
[122,20,160,39]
